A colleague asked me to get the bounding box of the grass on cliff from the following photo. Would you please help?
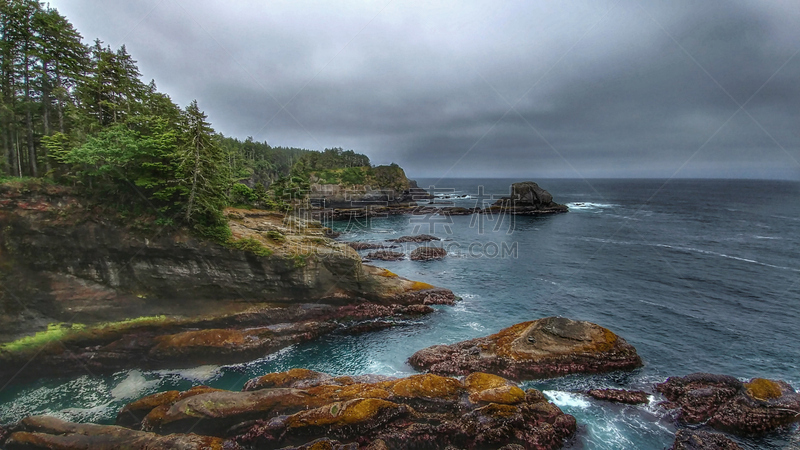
[0,316,169,354]
[227,237,273,256]
[0,323,86,353]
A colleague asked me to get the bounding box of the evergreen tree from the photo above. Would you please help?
[178,100,229,236]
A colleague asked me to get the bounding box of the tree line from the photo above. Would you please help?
[0,1,377,240]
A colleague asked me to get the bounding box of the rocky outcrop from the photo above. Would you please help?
[410,246,447,261]
[656,373,800,435]
[0,184,456,385]
[105,369,575,449]
[365,250,405,261]
[671,430,743,450]
[347,242,397,250]
[388,234,440,243]
[307,166,430,210]
[408,317,642,381]
[489,181,568,215]
[2,416,223,450]
[586,388,649,405]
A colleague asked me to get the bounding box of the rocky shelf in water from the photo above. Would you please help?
[408,317,643,380]
[0,369,577,450]
[310,180,569,220]
[1,366,798,449]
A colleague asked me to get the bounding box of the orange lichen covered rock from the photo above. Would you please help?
[243,368,331,391]
[4,415,226,449]
[409,317,642,380]
[107,369,577,449]
[468,385,526,404]
[117,385,222,429]
[285,398,408,430]
[657,373,800,435]
[389,373,463,400]
[463,372,514,393]
[744,378,782,401]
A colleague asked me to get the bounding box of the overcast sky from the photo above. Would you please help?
[48,0,800,179]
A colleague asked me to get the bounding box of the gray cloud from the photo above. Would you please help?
[49,0,800,179]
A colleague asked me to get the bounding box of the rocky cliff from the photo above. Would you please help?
[0,182,455,383]
[308,164,429,210]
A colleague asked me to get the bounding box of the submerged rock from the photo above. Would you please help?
[671,429,743,450]
[410,246,447,261]
[656,373,800,435]
[105,369,576,449]
[408,317,642,380]
[586,388,650,405]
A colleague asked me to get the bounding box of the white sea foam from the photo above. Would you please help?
[542,390,590,409]
[110,370,158,400]
[157,365,221,382]
[467,322,485,331]
[566,202,618,211]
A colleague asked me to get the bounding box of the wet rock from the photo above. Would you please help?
[346,242,397,250]
[116,385,222,429]
[656,373,800,435]
[388,234,440,243]
[409,317,642,381]
[410,246,447,261]
[671,429,743,450]
[440,207,475,215]
[278,438,359,450]
[112,369,575,449]
[3,415,229,450]
[322,228,341,238]
[365,250,405,261]
[586,388,649,405]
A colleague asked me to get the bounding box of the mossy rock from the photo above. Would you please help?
[744,378,783,401]
[390,374,463,400]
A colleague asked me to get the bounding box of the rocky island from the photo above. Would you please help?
[408,317,643,380]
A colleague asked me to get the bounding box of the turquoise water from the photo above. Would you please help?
[1,178,799,449]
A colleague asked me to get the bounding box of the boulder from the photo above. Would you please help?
[109,369,576,449]
[586,388,649,405]
[671,429,742,450]
[408,317,642,380]
[365,250,405,261]
[656,373,800,435]
[410,247,447,261]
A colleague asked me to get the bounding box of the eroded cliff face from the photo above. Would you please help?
[0,183,454,359]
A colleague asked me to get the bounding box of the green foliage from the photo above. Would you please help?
[228,237,272,257]
[0,323,85,353]
[266,230,285,243]
[230,183,258,206]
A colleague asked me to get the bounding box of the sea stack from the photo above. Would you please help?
[487,181,568,214]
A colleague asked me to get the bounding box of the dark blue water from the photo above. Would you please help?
[1,178,799,449]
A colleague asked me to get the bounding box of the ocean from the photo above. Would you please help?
[1,178,799,449]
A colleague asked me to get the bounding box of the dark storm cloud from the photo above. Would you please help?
[49,0,800,179]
